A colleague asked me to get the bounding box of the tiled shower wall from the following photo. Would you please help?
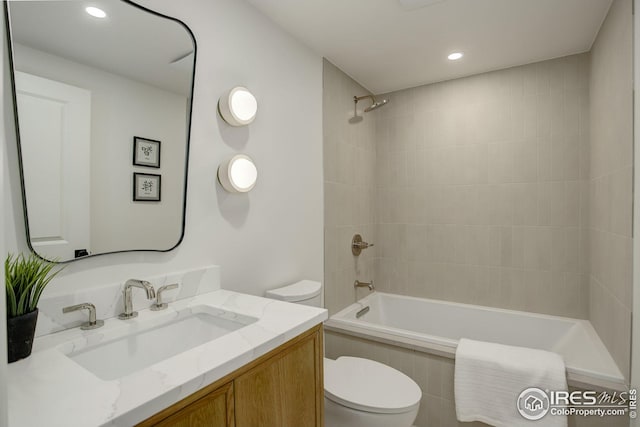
[323,59,377,315]
[373,54,590,319]
[588,0,633,380]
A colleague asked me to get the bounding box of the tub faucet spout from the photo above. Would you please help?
[354,280,374,291]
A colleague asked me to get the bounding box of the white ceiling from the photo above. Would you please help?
[8,0,194,95]
[246,0,613,93]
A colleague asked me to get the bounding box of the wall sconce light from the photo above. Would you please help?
[218,86,258,126]
[218,154,258,193]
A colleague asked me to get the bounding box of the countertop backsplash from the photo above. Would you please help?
[35,265,221,337]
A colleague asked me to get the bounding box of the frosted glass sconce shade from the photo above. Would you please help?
[218,86,258,126]
[218,154,258,193]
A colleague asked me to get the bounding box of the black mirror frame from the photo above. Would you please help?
[3,0,197,263]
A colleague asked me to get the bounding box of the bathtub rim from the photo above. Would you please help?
[325,292,628,392]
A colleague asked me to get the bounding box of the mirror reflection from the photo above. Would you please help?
[7,0,195,262]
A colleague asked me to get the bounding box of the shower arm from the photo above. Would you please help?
[353,93,388,114]
[354,94,376,104]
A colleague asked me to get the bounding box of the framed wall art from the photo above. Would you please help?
[133,172,161,202]
[133,136,161,168]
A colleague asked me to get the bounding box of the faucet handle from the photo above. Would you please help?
[62,302,104,330]
[352,234,374,256]
[150,283,179,311]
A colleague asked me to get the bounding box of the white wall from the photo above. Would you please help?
[14,44,187,255]
[1,7,9,427]
[4,0,323,296]
[0,125,7,427]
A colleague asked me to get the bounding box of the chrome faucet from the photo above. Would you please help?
[150,283,179,311]
[118,279,156,320]
[354,280,374,291]
[62,302,104,330]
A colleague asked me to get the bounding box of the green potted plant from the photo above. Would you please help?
[5,253,63,362]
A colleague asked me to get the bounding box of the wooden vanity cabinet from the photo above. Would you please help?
[137,324,323,427]
[152,382,234,427]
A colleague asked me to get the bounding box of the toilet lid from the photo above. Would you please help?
[324,356,422,414]
[265,280,321,302]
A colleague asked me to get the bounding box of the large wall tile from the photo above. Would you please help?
[588,0,633,380]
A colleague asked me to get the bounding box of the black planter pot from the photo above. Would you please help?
[7,308,39,363]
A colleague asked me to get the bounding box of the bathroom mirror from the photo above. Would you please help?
[5,0,196,262]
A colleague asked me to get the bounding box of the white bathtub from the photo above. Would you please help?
[324,292,625,391]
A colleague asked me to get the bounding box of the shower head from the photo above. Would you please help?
[364,98,388,112]
[354,94,389,113]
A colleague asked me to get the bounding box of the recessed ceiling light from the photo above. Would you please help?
[85,6,107,18]
[448,52,464,61]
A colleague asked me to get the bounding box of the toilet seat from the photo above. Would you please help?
[324,357,422,414]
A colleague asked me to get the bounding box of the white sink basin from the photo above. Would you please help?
[65,306,257,380]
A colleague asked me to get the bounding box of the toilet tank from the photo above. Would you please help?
[265,280,322,307]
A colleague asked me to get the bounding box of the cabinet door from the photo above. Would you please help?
[234,329,323,427]
[146,382,234,427]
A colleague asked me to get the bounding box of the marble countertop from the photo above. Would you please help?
[8,289,328,427]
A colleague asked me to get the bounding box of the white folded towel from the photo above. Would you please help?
[454,338,567,427]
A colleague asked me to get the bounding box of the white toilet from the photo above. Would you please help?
[265,280,422,427]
